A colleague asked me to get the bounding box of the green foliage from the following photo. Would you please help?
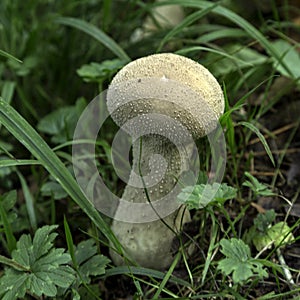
[239,123,275,166]
[0,190,17,226]
[254,209,276,232]
[272,39,300,79]
[0,191,17,253]
[253,221,294,251]
[41,181,68,200]
[77,59,125,83]
[55,17,131,62]
[248,211,295,251]
[37,98,86,144]
[74,239,111,284]
[217,238,268,284]
[0,225,75,300]
[206,44,268,77]
[177,183,237,209]
[243,172,275,197]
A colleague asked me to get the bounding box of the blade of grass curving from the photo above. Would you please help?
[104,265,191,287]
[157,3,219,52]
[64,216,102,300]
[0,49,22,63]
[0,98,122,252]
[16,171,37,232]
[239,121,275,166]
[176,46,254,67]
[154,0,293,77]
[55,17,130,63]
[153,252,181,298]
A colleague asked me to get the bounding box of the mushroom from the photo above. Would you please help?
[107,53,224,270]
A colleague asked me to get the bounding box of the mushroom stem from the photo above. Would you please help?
[107,53,225,270]
[110,134,191,270]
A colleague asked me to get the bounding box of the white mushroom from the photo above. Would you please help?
[107,53,224,270]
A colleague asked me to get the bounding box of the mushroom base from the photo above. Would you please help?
[110,207,190,270]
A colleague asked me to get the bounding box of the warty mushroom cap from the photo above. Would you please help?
[107,53,224,140]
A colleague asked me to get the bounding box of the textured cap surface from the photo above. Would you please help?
[107,53,224,138]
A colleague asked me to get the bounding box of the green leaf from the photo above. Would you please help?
[55,17,130,62]
[0,269,28,300]
[253,221,295,251]
[41,181,68,200]
[272,39,300,79]
[218,238,268,284]
[243,172,275,197]
[177,183,236,209]
[77,59,125,83]
[204,44,268,76]
[254,210,276,233]
[75,239,110,284]
[37,98,86,144]
[0,225,75,299]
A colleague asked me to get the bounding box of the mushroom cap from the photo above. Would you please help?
[107,53,224,139]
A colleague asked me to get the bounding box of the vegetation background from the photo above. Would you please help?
[0,0,299,299]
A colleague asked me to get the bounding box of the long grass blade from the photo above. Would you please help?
[239,121,275,166]
[0,98,122,252]
[16,171,37,232]
[155,0,293,77]
[0,50,22,63]
[104,265,191,287]
[157,3,219,52]
[0,159,41,167]
[55,17,130,62]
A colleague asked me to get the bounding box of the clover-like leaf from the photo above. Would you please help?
[0,225,75,300]
[217,238,268,284]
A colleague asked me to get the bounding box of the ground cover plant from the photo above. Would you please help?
[0,0,300,299]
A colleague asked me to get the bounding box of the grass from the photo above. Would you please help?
[0,0,300,299]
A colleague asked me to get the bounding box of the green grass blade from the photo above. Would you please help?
[0,159,41,167]
[176,46,254,67]
[0,197,17,253]
[16,171,37,232]
[104,265,191,287]
[0,49,22,63]
[1,81,16,105]
[55,17,131,62]
[0,98,122,252]
[153,252,181,298]
[157,3,219,52]
[155,0,293,77]
[239,121,275,166]
[63,216,77,269]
